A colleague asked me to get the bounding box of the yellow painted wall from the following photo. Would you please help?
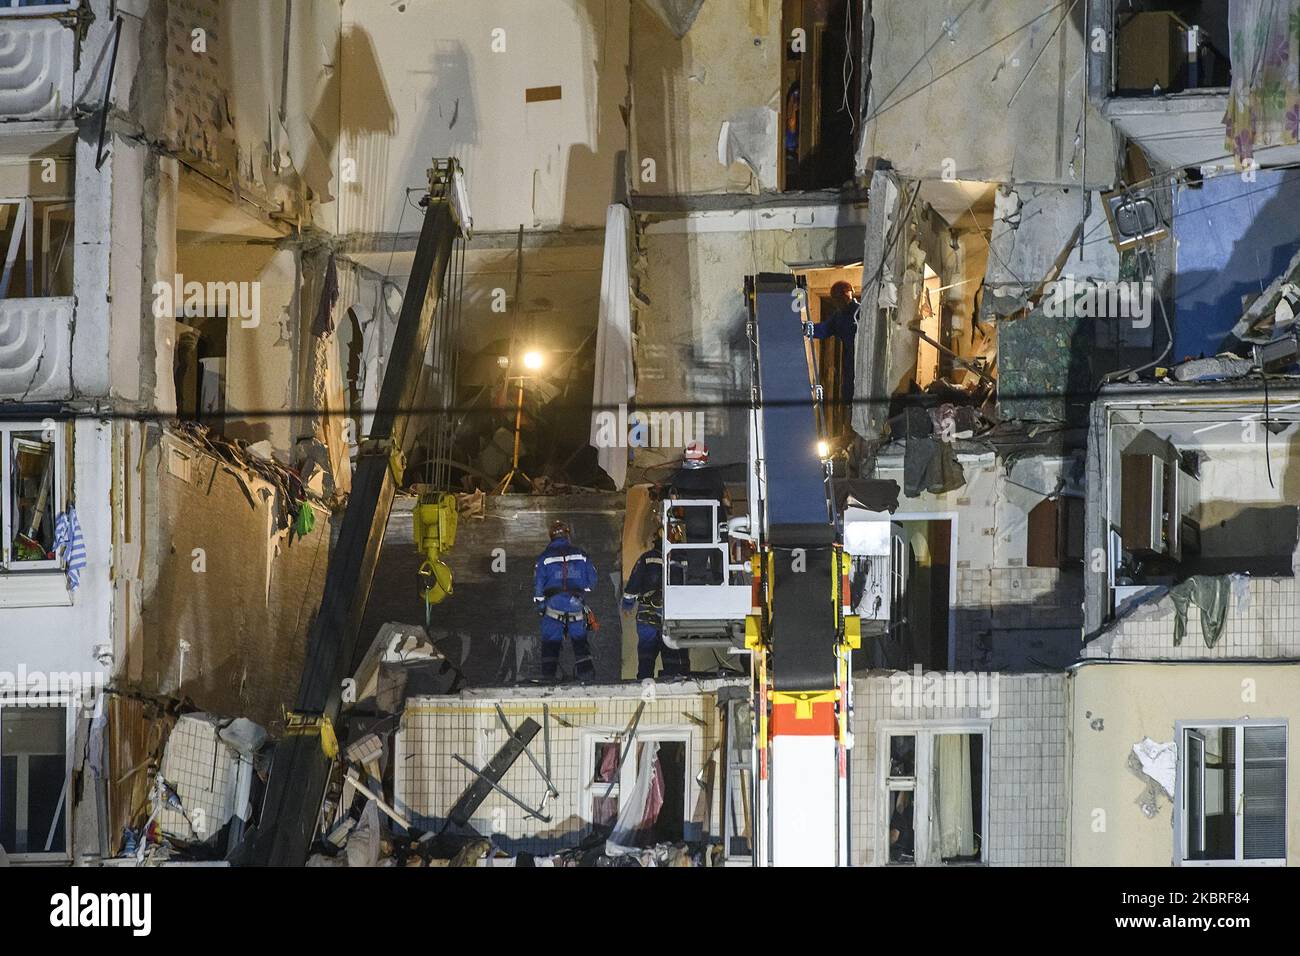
[1070,662,1300,866]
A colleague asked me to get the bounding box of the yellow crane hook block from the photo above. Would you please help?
[414,493,458,605]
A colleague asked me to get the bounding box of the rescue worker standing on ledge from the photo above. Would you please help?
[623,529,690,680]
[533,520,597,682]
[806,280,859,408]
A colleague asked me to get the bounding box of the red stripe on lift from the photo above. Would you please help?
[771,700,837,737]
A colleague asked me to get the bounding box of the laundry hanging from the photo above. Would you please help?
[53,505,87,592]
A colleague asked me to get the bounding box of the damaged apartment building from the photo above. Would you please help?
[2,0,1300,870]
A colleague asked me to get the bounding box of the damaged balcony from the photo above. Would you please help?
[1085,387,1300,659]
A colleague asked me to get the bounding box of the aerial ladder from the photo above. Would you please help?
[238,159,471,866]
[661,273,860,866]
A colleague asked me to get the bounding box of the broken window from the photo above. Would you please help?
[1113,4,1231,95]
[0,199,74,299]
[780,0,862,190]
[1181,723,1286,864]
[883,728,985,865]
[583,732,689,844]
[0,703,69,858]
[2,424,64,572]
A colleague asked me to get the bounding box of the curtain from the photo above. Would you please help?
[929,734,975,861]
[1224,0,1300,163]
[589,204,634,489]
[606,740,663,854]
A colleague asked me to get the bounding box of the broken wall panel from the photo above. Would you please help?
[162,0,342,230]
[630,0,783,196]
[136,430,333,728]
[338,0,629,235]
[394,685,721,856]
[631,207,866,475]
[860,0,1114,187]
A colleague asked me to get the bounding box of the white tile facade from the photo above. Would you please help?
[395,685,721,856]
[1085,577,1300,660]
[849,672,1069,866]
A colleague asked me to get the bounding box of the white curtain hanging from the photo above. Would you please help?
[589,203,634,489]
[929,734,975,861]
[606,740,662,855]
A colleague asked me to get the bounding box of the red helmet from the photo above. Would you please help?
[683,440,709,466]
[549,520,571,540]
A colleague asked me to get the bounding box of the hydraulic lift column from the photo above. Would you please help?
[746,273,856,867]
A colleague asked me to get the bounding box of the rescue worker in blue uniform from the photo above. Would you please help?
[623,530,690,680]
[533,520,597,681]
[806,280,859,406]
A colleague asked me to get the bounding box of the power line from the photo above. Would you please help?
[863,1,1071,126]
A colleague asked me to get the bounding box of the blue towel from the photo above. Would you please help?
[54,506,87,592]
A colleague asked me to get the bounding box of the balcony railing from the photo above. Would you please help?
[0,295,72,400]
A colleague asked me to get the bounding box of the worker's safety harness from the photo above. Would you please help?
[542,548,596,633]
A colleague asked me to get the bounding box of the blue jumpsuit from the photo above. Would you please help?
[809,302,859,404]
[623,547,690,680]
[533,536,597,681]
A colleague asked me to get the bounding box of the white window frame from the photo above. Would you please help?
[1175,718,1287,867]
[0,1,79,16]
[1,421,66,572]
[0,196,73,298]
[878,721,990,866]
[579,728,694,835]
[0,694,75,863]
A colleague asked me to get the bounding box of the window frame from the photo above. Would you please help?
[0,694,75,863]
[0,195,74,299]
[579,727,694,836]
[1175,718,1287,867]
[0,1,79,16]
[878,721,990,866]
[1,421,66,573]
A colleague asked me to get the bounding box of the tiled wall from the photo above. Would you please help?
[155,715,240,842]
[849,673,1069,866]
[1084,576,1300,660]
[954,566,1084,670]
[395,686,721,856]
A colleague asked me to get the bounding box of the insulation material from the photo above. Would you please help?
[641,0,707,37]
[717,107,779,190]
[590,204,635,489]
[1131,737,1177,798]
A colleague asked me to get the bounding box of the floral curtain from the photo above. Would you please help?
[1224,0,1300,163]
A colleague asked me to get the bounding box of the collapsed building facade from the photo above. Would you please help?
[1,0,1298,868]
